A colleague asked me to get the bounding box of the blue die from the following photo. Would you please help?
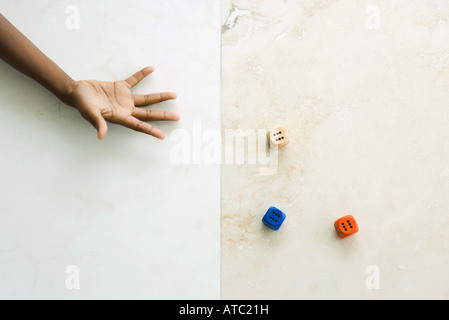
[262,206,286,231]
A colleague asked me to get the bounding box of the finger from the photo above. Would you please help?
[132,108,180,122]
[80,108,108,140]
[96,116,108,140]
[133,92,177,106]
[124,66,154,88]
[121,115,165,139]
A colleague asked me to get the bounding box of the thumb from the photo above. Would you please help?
[95,116,108,140]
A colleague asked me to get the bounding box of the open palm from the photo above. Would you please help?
[68,66,179,140]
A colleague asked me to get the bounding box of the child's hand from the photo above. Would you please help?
[0,15,179,141]
[67,66,179,140]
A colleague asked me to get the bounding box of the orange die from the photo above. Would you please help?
[334,215,359,238]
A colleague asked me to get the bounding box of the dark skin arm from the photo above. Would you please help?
[0,14,179,140]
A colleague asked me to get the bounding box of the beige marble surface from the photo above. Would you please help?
[221,0,449,299]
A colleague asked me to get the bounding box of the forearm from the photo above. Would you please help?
[0,14,74,105]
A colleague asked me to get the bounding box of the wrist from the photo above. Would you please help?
[58,76,77,107]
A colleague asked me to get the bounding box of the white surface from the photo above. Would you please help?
[0,0,220,299]
[221,0,449,299]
